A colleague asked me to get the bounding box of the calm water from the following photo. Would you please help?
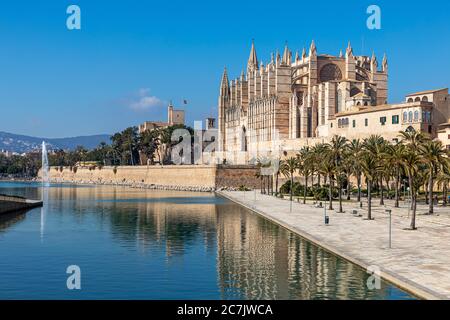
[0,181,414,300]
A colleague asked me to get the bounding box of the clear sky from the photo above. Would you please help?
[0,0,449,138]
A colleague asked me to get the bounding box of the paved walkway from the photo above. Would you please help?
[218,191,450,300]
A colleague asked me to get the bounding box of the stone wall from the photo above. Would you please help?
[45,165,260,191]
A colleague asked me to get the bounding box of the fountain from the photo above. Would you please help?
[41,141,49,187]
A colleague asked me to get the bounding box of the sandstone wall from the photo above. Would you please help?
[46,165,260,191]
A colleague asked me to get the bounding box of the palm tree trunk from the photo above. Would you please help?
[346,175,351,201]
[367,180,372,220]
[410,193,417,230]
[290,174,293,202]
[395,170,400,208]
[357,174,361,203]
[318,174,321,187]
[303,175,308,204]
[276,173,279,196]
[428,173,434,214]
[328,174,333,210]
[443,183,448,207]
[380,178,384,205]
[338,182,343,213]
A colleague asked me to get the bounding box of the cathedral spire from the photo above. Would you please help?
[276,50,281,66]
[339,49,343,58]
[220,67,230,96]
[295,50,300,62]
[282,42,291,65]
[247,39,259,72]
[370,51,378,72]
[382,53,388,72]
[346,41,353,57]
[309,40,317,56]
[302,47,306,59]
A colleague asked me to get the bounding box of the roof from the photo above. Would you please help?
[406,88,448,96]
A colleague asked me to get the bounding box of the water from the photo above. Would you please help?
[0,181,415,300]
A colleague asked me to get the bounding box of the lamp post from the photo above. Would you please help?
[385,209,392,249]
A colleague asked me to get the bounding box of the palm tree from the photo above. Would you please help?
[318,146,335,210]
[420,140,448,214]
[437,166,450,206]
[311,143,328,186]
[386,143,407,208]
[328,136,348,213]
[348,139,363,205]
[298,146,312,204]
[281,157,298,202]
[400,150,422,230]
[359,150,379,220]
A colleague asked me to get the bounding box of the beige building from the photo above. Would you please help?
[217,41,449,163]
[138,103,185,134]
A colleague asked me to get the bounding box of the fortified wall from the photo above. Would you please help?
[45,165,260,191]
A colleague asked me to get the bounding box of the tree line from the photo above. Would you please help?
[0,124,193,178]
[257,130,450,230]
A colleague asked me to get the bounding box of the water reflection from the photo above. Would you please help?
[0,182,414,300]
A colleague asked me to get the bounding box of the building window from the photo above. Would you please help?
[365,119,368,127]
[447,134,450,140]
[380,116,387,125]
[392,115,399,124]
[414,111,419,122]
[403,112,408,122]
[408,111,413,122]
[352,119,356,128]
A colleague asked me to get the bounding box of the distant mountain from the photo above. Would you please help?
[0,131,111,153]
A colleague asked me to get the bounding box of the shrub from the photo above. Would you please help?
[238,185,250,191]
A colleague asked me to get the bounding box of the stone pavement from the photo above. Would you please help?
[218,191,450,300]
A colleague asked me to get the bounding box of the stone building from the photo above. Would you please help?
[138,103,185,134]
[218,41,449,163]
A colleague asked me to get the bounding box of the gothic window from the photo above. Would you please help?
[408,111,413,122]
[414,111,419,122]
[320,64,342,82]
[403,112,408,122]
[296,91,303,106]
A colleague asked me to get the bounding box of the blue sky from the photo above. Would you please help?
[0,0,449,138]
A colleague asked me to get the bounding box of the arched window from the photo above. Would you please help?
[408,111,413,122]
[320,64,343,82]
[406,126,415,133]
[407,98,414,103]
[356,102,361,106]
[422,96,428,102]
[414,97,421,102]
[414,111,419,122]
[338,119,342,127]
[364,102,369,106]
[403,112,408,122]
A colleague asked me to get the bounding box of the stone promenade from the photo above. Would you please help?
[218,191,450,300]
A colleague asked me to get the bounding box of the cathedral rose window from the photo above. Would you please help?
[320,63,342,82]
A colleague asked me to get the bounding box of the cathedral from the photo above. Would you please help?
[217,40,390,163]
